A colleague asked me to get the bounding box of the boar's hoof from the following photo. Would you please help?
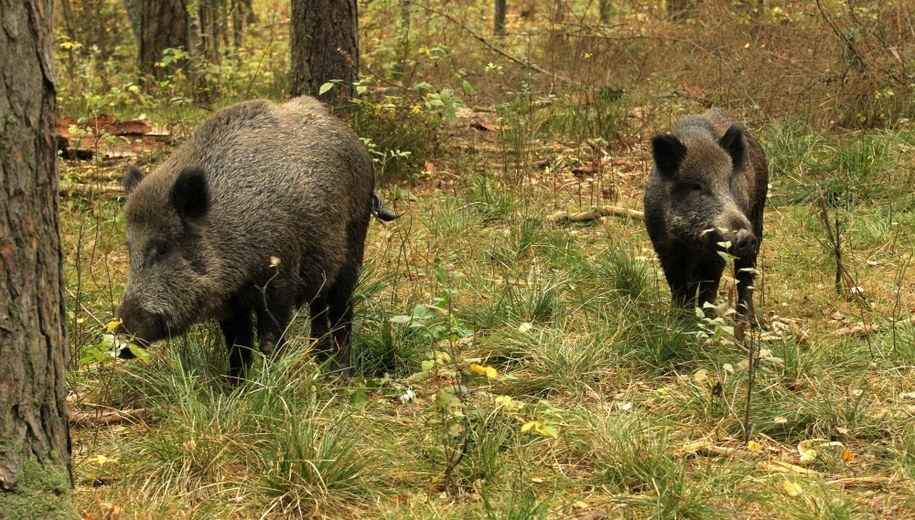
[731,230,758,257]
[259,340,276,356]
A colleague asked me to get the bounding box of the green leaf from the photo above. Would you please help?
[536,424,559,439]
[462,79,477,96]
[319,82,335,96]
[127,343,150,361]
[348,387,368,409]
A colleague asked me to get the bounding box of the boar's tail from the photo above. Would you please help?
[371,193,400,222]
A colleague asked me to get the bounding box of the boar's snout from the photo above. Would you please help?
[729,229,758,257]
[117,298,168,345]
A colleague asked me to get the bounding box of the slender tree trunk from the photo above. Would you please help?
[232,0,245,48]
[139,0,189,78]
[495,0,507,35]
[289,0,359,111]
[599,0,611,23]
[0,0,77,517]
[123,0,142,41]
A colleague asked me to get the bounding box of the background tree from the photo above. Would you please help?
[138,0,189,78]
[495,0,507,35]
[289,0,359,110]
[0,0,77,517]
[599,0,611,23]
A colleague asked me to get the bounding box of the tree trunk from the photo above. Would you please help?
[495,0,507,36]
[139,0,189,78]
[599,0,611,23]
[289,0,359,111]
[0,0,77,517]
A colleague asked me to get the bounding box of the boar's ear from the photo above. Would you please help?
[719,125,746,170]
[170,167,210,222]
[124,166,144,195]
[651,134,687,178]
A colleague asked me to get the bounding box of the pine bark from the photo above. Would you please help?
[0,0,77,517]
[289,0,359,110]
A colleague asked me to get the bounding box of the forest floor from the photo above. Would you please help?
[54,1,915,518]
[61,99,915,519]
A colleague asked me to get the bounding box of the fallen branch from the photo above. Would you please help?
[550,206,645,223]
[59,183,122,197]
[826,476,893,488]
[69,408,154,426]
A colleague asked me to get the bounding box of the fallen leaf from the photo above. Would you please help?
[841,449,857,463]
[783,479,804,497]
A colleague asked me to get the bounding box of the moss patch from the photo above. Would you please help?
[0,451,77,520]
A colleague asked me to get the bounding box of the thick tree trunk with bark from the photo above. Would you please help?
[139,0,189,78]
[289,0,359,110]
[0,0,77,517]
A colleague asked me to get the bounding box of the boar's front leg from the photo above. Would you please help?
[221,296,255,380]
[734,254,758,322]
[661,249,725,315]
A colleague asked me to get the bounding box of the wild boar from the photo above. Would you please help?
[643,108,768,320]
[117,96,396,378]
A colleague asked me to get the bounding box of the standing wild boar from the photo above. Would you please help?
[644,108,768,320]
[117,96,396,378]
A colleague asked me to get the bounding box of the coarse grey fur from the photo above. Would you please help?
[644,108,768,320]
[117,96,392,378]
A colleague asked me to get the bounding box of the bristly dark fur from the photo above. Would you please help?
[117,96,381,379]
[643,108,769,321]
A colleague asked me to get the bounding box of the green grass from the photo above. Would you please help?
[67,144,915,517]
[60,2,915,518]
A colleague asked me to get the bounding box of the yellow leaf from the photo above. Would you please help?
[87,454,118,465]
[105,318,123,332]
[747,440,764,453]
[470,363,498,379]
[783,479,803,497]
[799,449,818,463]
[521,421,537,433]
[763,460,820,476]
[842,449,857,463]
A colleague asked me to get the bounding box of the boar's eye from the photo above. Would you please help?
[685,182,704,194]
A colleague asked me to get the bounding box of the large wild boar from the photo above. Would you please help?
[644,108,768,320]
[117,96,396,378]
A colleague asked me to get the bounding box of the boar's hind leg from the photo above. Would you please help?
[309,280,355,376]
[308,292,332,360]
[325,265,358,377]
[221,300,255,380]
[255,280,297,358]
